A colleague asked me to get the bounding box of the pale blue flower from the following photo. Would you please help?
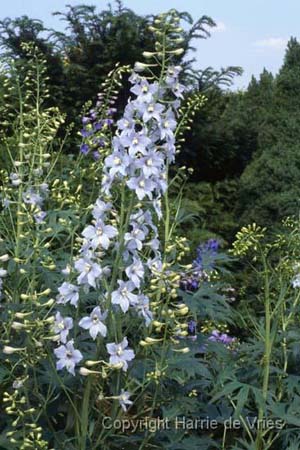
[82,220,118,250]
[156,171,168,193]
[166,65,182,85]
[159,109,177,140]
[54,340,83,376]
[75,257,102,288]
[124,223,146,251]
[56,282,79,307]
[79,306,107,339]
[129,72,142,84]
[106,337,135,372]
[111,280,138,312]
[104,151,132,177]
[130,79,158,103]
[147,256,163,273]
[153,198,163,219]
[53,312,73,343]
[92,199,112,220]
[120,131,151,157]
[141,102,165,123]
[125,257,144,288]
[101,172,114,195]
[117,115,135,135]
[22,189,43,207]
[145,238,160,252]
[135,295,152,326]
[118,390,133,411]
[161,141,176,163]
[126,175,154,200]
[172,81,186,99]
[136,150,164,178]
[34,210,47,223]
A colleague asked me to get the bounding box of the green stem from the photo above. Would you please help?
[79,378,92,450]
[255,253,272,450]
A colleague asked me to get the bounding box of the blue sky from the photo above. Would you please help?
[1,0,300,89]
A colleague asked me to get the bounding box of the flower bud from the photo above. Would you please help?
[167,48,184,56]
[11,322,26,330]
[145,337,163,343]
[79,367,99,376]
[142,51,157,58]
[177,306,189,316]
[15,312,31,319]
[173,347,190,353]
[109,362,124,370]
[134,62,156,72]
[39,288,51,296]
[3,346,25,354]
[85,360,101,367]
[152,321,164,327]
[39,298,55,307]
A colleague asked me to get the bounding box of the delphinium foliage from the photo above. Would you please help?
[0,10,234,450]
[206,221,300,450]
[3,8,300,450]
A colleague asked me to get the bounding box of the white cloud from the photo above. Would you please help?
[254,37,288,50]
[211,21,227,33]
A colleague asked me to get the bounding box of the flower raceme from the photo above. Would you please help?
[53,65,185,411]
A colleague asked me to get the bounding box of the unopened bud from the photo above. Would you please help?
[142,51,157,58]
[79,367,99,376]
[110,362,124,370]
[3,346,25,354]
[145,337,163,343]
[85,360,101,367]
[173,347,190,353]
[11,322,26,330]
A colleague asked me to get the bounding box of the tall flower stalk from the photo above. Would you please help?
[51,10,206,449]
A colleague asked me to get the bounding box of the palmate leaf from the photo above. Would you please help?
[162,396,203,416]
[166,345,213,383]
[234,386,250,419]
[159,430,219,450]
[211,382,265,420]
[231,439,257,450]
[106,432,145,449]
[210,381,245,404]
[268,397,300,427]
[283,374,300,396]
[282,437,300,450]
[181,282,232,322]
